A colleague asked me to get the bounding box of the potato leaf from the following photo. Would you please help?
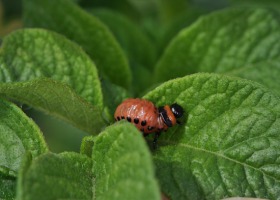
[155,8,280,83]
[0,99,48,199]
[0,28,103,108]
[18,123,161,200]
[144,73,280,199]
[16,152,93,200]
[90,122,161,200]
[23,0,132,89]
[0,79,106,134]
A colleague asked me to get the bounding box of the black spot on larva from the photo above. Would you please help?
[117,116,120,121]
[148,126,154,130]
[127,116,131,122]
[140,128,144,132]
[121,116,125,119]
[141,120,147,126]
[134,118,139,124]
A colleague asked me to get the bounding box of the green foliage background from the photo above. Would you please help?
[1,0,280,199]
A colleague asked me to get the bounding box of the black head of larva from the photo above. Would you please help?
[170,103,184,118]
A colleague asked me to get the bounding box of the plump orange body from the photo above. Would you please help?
[114,98,175,134]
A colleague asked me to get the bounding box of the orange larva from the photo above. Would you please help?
[114,98,184,147]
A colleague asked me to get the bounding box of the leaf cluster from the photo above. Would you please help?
[0,0,280,199]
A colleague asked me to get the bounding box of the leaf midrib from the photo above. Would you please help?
[159,140,280,182]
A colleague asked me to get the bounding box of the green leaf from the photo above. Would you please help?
[91,9,156,68]
[27,109,89,153]
[0,99,48,172]
[80,135,96,157]
[0,28,103,108]
[0,98,48,199]
[92,122,161,200]
[17,152,93,200]
[23,0,132,89]
[144,73,280,199]
[222,198,268,200]
[78,0,141,21]
[0,29,107,133]
[101,79,130,121]
[159,9,205,52]
[131,63,154,95]
[155,8,280,83]
[227,59,280,96]
[15,152,31,199]
[0,78,107,134]
[157,0,191,24]
[18,123,161,200]
[0,175,16,200]
[229,0,280,8]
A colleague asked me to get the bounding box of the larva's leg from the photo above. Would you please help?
[153,132,161,149]
[143,133,149,137]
